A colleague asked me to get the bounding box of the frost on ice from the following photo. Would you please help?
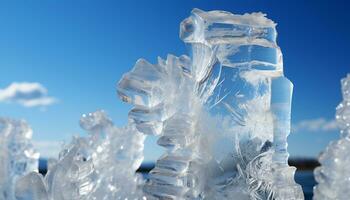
[0,118,39,200]
[118,8,303,199]
[313,74,350,200]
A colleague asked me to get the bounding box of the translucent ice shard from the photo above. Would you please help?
[14,110,146,200]
[79,110,146,199]
[0,118,39,200]
[118,8,303,199]
[118,55,199,199]
[15,172,49,200]
[313,74,350,200]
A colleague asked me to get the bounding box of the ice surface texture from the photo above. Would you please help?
[0,118,39,200]
[118,8,303,200]
[15,110,146,200]
[313,74,350,200]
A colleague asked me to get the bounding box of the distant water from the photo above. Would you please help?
[295,171,316,200]
[39,159,317,199]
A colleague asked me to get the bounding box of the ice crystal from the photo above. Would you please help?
[313,74,350,200]
[118,8,303,200]
[15,110,146,200]
[0,118,39,200]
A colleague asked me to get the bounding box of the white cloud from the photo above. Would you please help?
[293,118,338,133]
[32,140,63,159]
[0,82,57,107]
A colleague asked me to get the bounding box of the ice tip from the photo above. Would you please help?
[79,110,112,131]
[0,117,33,139]
[340,73,350,100]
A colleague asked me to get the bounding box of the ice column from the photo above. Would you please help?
[313,74,350,200]
[181,9,303,199]
[0,118,39,200]
[270,78,303,199]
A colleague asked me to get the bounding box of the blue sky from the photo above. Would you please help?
[0,0,349,161]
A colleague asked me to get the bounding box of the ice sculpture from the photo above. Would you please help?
[14,110,146,200]
[0,118,39,200]
[313,74,350,200]
[118,8,303,200]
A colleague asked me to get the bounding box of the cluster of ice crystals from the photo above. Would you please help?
[313,74,350,200]
[0,118,39,200]
[14,110,146,200]
[118,8,303,200]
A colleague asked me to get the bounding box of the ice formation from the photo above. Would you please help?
[118,8,303,200]
[313,74,350,200]
[2,8,304,200]
[0,118,39,200]
[14,110,146,200]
